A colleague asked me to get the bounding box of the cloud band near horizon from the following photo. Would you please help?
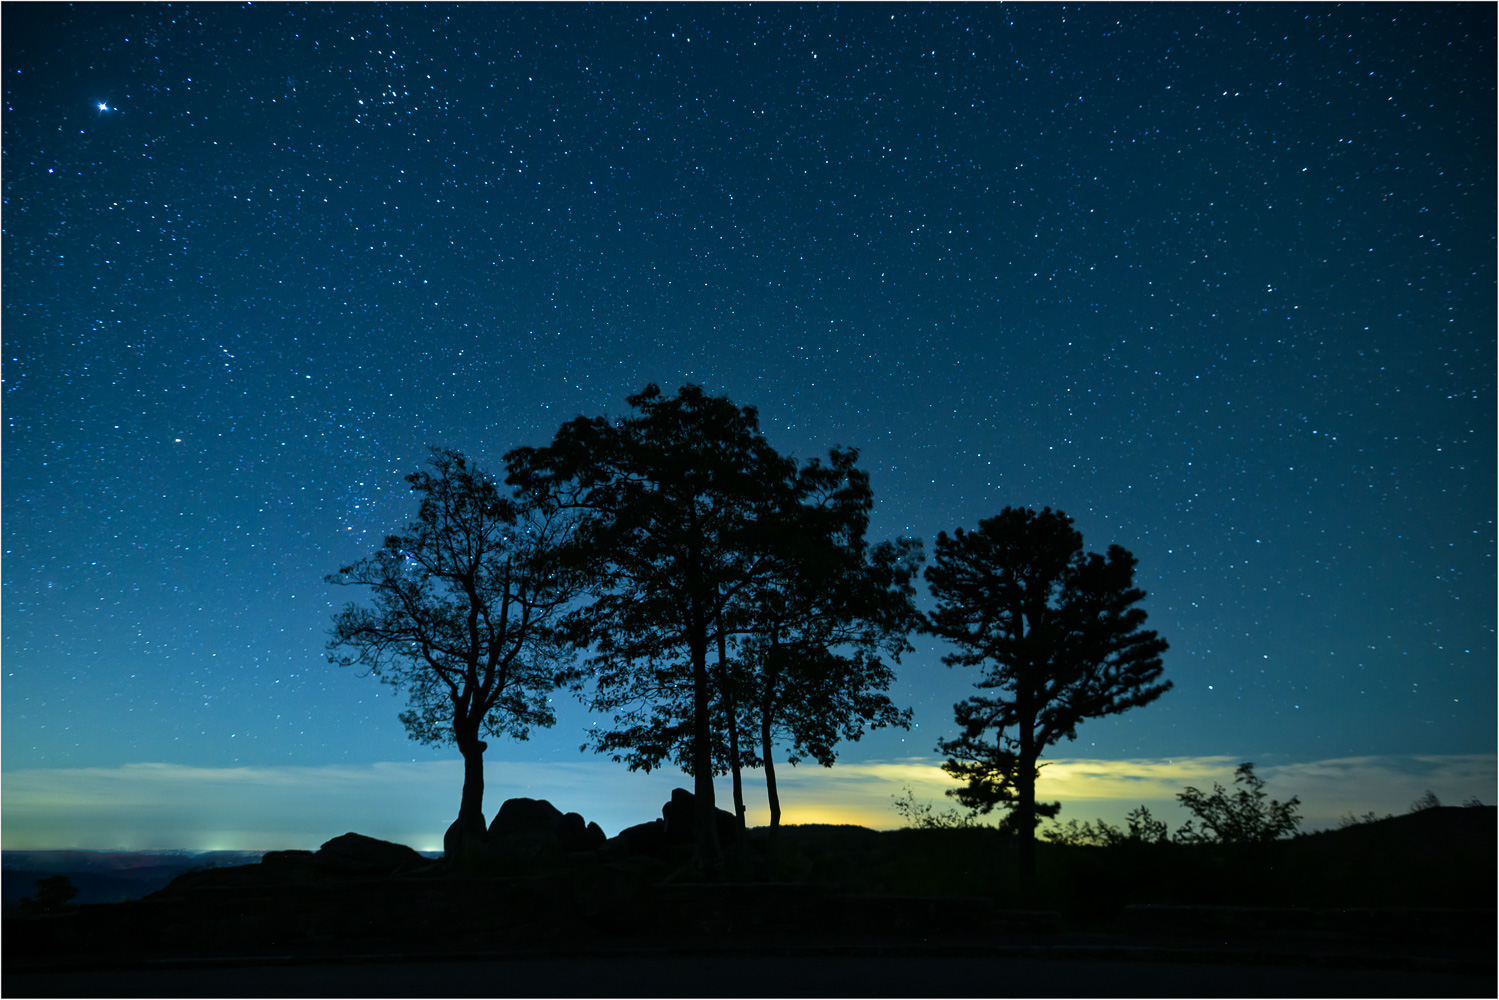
[3,753,1492,852]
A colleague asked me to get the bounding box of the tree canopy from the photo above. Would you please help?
[505,383,917,863]
[922,506,1170,888]
[326,448,578,862]
[730,530,922,831]
[505,384,805,865]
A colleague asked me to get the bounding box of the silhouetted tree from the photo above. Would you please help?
[21,875,78,914]
[733,531,922,832]
[567,636,758,786]
[1174,762,1302,843]
[327,449,578,864]
[923,506,1170,890]
[506,384,806,867]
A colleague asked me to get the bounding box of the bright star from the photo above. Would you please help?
[97,102,109,113]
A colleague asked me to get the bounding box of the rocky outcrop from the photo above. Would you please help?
[558,810,609,853]
[662,787,740,848]
[485,798,607,860]
[599,788,741,859]
[602,819,667,859]
[313,833,428,875]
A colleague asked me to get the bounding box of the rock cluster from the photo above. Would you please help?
[484,797,607,861]
[488,787,738,861]
[603,787,739,858]
[144,786,739,902]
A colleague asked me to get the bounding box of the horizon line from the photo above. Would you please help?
[4,752,1492,852]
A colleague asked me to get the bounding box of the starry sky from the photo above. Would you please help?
[3,3,1494,849]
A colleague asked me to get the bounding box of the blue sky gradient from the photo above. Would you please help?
[3,5,1493,850]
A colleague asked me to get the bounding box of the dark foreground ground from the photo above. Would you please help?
[6,810,1494,997]
[6,946,1493,999]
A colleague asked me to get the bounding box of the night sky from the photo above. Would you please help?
[4,3,1494,849]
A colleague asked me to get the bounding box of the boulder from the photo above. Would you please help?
[487,797,606,860]
[444,811,490,861]
[661,787,740,848]
[314,832,426,874]
[557,811,607,853]
[603,819,667,859]
[488,797,565,840]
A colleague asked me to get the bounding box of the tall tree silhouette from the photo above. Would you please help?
[923,506,1170,890]
[734,530,922,832]
[545,444,920,839]
[506,384,797,867]
[506,384,890,866]
[327,449,577,864]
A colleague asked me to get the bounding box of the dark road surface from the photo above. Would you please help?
[6,950,1492,999]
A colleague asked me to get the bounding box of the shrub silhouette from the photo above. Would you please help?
[1174,762,1301,844]
[21,875,78,914]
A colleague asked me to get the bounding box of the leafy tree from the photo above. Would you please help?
[922,506,1170,888]
[731,506,922,833]
[327,449,578,862]
[508,385,919,861]
[1174,762,1302,844]
[506,384,809,866]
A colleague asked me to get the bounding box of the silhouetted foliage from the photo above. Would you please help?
[507,385,920,861]
[507,384,826,866]
[890,785,982,830]
[327,449,579,863]
[1336,809,1391,829]
[1044,805,1170,847]
[1408,789,1443,812]
[922,506,1170,890]
[20,875,78,914]
[1174,762,1302,844]
[729,518,922,832]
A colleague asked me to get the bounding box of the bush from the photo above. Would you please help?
[890,785,981,830]
[1174,762,1301,844]
[1043,806,1169,847]
[20,875,78,914]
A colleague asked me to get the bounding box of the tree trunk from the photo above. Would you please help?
[1016,750,1037,895]
[762,706,781,833]
[718,621,747,854]
[690,630,723,870]
[445,735,489,866]
[683,529,722,871]
[1016,676,1038,896]
[761,647,783,834]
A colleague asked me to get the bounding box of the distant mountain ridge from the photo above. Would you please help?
[3,847,450,907]
[2,850,268,907]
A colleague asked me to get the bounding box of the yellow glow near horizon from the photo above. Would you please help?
[3,754,1493,849]
[744,802,893,828]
